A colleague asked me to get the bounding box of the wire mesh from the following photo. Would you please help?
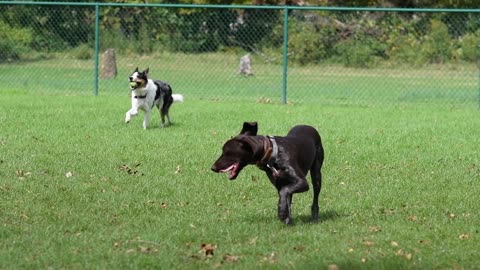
[0,3,479,106]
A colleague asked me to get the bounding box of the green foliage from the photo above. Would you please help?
[288,18,336,65]
[0,21,33,62]
[71,44,93,60]
[457,30,479,62]
[1,3,479,67]
[334,32,387,68]
[420,19,452,64]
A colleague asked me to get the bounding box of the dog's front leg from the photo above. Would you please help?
[277,179,309,225]
[125,108,138,124]
[142,110,151,129]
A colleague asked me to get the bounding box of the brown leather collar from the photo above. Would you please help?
[257,136,279,176]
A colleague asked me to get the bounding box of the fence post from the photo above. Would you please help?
[281,6,289,104]
[93,4,100,96]
[478,44,480,110]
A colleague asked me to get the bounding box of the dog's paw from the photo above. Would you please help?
[284,217,294,225]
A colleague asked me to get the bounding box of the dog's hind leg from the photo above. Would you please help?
[160,109,171,127]
[310,147,324,222]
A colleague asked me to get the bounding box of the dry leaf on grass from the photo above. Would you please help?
[200,243,216,257]
[362,240,375,247]
[261,252,276,264]
[118,163,144,176]
[65,171,73,178]
[459,234,470,240]
[223,254,240,262]
[175,165,181,174]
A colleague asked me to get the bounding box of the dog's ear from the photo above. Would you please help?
[134,67,139,72]
[240,122,258,136]
[237,136,263,160]
[143,67,149,75]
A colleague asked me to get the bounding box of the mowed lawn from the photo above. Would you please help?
[0,92,479,269]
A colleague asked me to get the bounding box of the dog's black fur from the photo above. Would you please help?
[211,122,324,224]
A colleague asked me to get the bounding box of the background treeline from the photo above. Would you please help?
[0,0,479,67]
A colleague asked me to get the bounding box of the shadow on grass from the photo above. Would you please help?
[296,210,343,224]
[244,209,343,225]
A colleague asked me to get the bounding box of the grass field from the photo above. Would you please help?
[1,90,479,269]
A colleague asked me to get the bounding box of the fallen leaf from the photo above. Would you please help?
[370,226,381,233]
[408,215,417,221]
[261,252,276,264]
[161,202,167,209]
[125,249,136,254]
[391,241,399,247]
[65,171,73,178]
[405,253,413,260]
[293,245,305,252]
[223,254,240,262]
[200,243,216,257]
[459,234,469,240]
[363,240,375,247]
[175,165,181,174]
[139,246,158,254]
[249,237,258,245]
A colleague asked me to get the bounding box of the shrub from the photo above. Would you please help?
[458,31,479,62]
[0,21,33,62]
[420,19,452,63]
[334,32,386,68]
[71,44,93,60]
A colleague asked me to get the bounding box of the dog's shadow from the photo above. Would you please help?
[297,210,343,224]
[245,209,343,225]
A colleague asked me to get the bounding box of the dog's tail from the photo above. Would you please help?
[172,94,184,103]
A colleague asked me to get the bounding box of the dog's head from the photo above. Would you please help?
[211,122,264,180]
[128,67,148,90]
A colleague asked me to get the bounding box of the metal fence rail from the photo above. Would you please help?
[0,1,479,106]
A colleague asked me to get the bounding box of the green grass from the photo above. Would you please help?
[0,92,479,269]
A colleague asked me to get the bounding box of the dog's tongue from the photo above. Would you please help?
[219,164,237,179]
[220,164,235,173]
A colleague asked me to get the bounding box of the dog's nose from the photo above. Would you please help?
[129,76,133,81]
[211,164,218,172]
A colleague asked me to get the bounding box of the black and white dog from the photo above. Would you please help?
[126,67,184,129]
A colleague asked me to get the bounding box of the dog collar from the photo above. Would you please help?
[258,136,279,176]
[134,94,147,99]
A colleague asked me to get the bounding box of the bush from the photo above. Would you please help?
[0,21,33,62]
[287,18,338,65]
[420,19,452,63]
[71,44,93,60]
[334,32,386,68]
[458,31,479,62]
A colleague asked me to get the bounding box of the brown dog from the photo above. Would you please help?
[211,122,324,224]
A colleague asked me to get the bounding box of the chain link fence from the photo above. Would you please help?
[0,2,479,106]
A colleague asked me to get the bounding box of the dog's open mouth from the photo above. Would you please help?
[219,162,240,180]
[129,81,140,89]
